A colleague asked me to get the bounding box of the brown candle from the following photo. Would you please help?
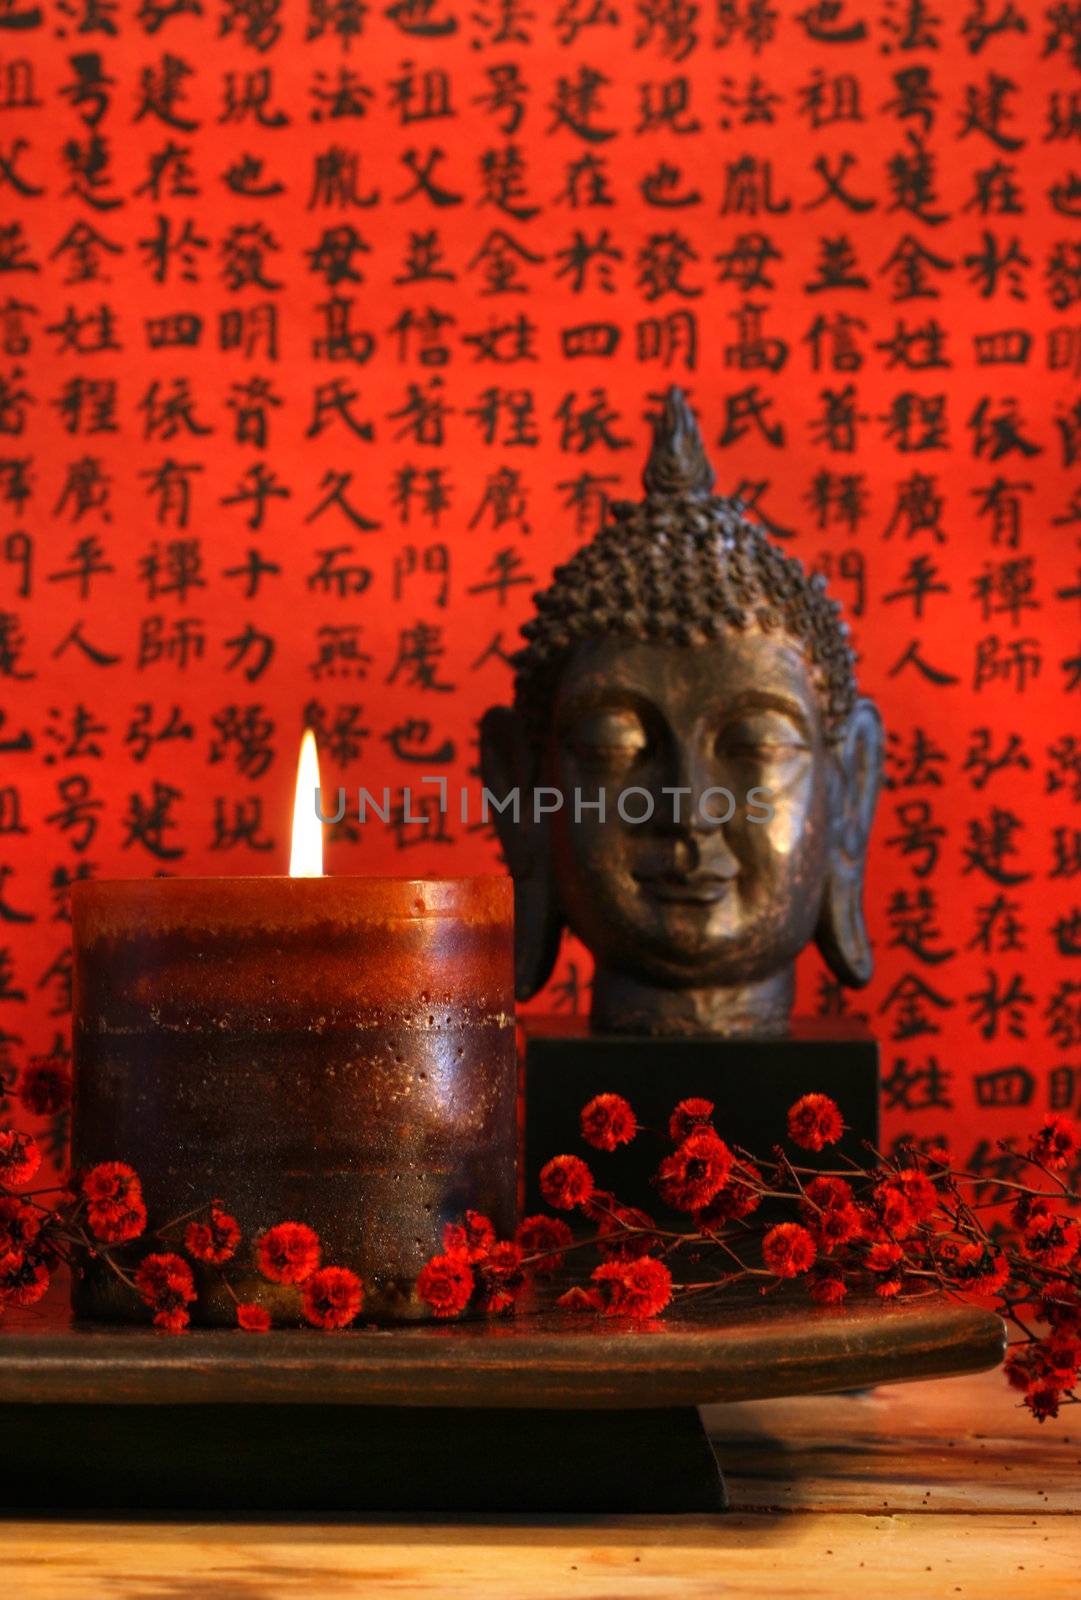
[71,875,516,1324]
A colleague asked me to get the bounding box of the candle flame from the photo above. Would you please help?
[289,729,323,878]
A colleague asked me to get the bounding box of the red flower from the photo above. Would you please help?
[477,1241,526,1314]
[938,1239,1009,1295]
[582,1188,617,1222]
[81,1162,147,1245]
[153,1308,190,1333]
[889,1168,938,1222]
[81,1160,141,1206]
[185,1206,241,1265]
[655,1130,733,1212]
[0,1257,50,1307]
[871,1183,916,1240]
[87,1195,148,1245]
[1037,1333,1081,1390]
[1023,1213,1080,1269]
[1040,1283,1081,1332]
[1028,1114,1081,1172]
[591,1255,672,1318]
[787,1094,844,1152]
[515,1214,573,1276]
[0,1196,41,1273]
[256,1221,321,1284]
[762,1223,817,1278]
[801,1177,861,1250]
[596,1202,662,1261]
[695,1162,762,1225]
[802,1175,853,1213]
[866,1239,903,1276]
[669,1098,715,1144]
[1024,1381,1061,1423]
[237,1303,272,1332]
[810,1202,863,1253]
[416,1252,474,1319]
[442,1210,496,1263]
[580,1093,638,1152]
[0,1129,41,1187]
[539,1154,595,1211]
[301,1266,364,1330]
[810,1272,847,1305]
[17,1056,72,1118]
[134,1253,196,1322]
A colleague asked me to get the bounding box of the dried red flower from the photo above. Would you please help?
[1037,1333,1081,1390]
[669,1098,715,1144]
[134,1253,196,1323]
[695,1162,763,1225]
[301,1266,364,1330]
[81,1161,148,1244]
[0,1129,41,1187]
[184,1207,241,1265]
[539,1154,595,1211]
[786,1094,844,1152]
[871,1183,917,1240]
[0,1258,50,1307]
[1022,1213,1080,1269]
[582,1188,617,1222]
[477,1241,526,1313]
[416,1251,474,1319]
[442,1210,497,1263]
[0,1195,41,1273]
[887,1168,938,1222]
[810,1272,847,1305]
[17,1056,72,1118]
[1028,1115,1081,1172]
[938,1239,1009,1294]
[515,1214,573,1276]
[866,1240,903,1276]
[153,1308,190,1333]
[87,1195,148,1245]
[591,1254,672,1318]
[801,1175,854,1213]
[1040,1283,1081,1332]
[580,1093,638,1152]
[237,1303,272,1332]
[801,1177,861,1251]
[1024,1381,1061,1423]
[810,1202,863,1253]
[762,1222,817,1278]
[655,1129,733,1212]
[81,1161,142,1207]
[596,1201,662,1261]
[256,1221,321,1284]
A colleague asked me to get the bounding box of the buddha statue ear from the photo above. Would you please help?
[815,697,885,988]
[479,705,564,1000]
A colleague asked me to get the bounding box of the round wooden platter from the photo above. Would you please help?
[0,1280,1004,1409]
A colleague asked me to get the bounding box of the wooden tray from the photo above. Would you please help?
[0,1284,1004,1514]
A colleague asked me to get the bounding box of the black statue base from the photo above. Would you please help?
[522,1015,880,1219]
[0,1403,726,1514]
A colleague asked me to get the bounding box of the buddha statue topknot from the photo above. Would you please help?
[481,387,884,1038]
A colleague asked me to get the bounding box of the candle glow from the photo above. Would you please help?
[289,729,323,878]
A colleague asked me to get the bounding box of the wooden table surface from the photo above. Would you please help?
[3,1368,1076,1599]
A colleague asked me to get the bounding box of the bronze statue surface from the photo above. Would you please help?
[481,387,883,1038]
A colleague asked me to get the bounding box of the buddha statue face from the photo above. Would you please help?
[480,388,883,1037]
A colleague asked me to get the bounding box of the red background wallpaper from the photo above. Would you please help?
[1,0,1079,1180]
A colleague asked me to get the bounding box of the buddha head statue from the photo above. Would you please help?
[480,387,884,1037]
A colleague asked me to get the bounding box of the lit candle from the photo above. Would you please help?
[70,740,516,1324]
